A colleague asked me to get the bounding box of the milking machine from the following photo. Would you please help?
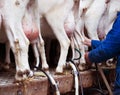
[66,61,79,95]
[67,48,84,95]
[33,48,113,95]
[69,48,113,95]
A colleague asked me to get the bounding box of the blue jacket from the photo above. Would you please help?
[88,12,120,87]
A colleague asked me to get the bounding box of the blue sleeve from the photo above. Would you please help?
[91,40,102,49]
[88,14,120,63]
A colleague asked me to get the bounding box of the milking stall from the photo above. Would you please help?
[0,0,120,95]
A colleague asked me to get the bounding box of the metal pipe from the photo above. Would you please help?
[71,48,84,95]
[67,61,79,95]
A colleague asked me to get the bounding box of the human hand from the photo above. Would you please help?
[85,52,92,67]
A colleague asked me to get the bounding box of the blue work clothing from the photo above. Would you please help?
[88,12,120,94]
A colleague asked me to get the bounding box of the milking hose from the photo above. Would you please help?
[68,48,84,95]
[39,69,60,95]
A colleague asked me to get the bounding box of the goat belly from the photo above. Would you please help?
[22,21,39,41]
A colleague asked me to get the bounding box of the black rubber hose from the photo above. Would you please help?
[35,66,56,95]
[73,48,82,60]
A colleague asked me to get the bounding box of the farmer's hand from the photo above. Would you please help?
[85,52,92,67]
